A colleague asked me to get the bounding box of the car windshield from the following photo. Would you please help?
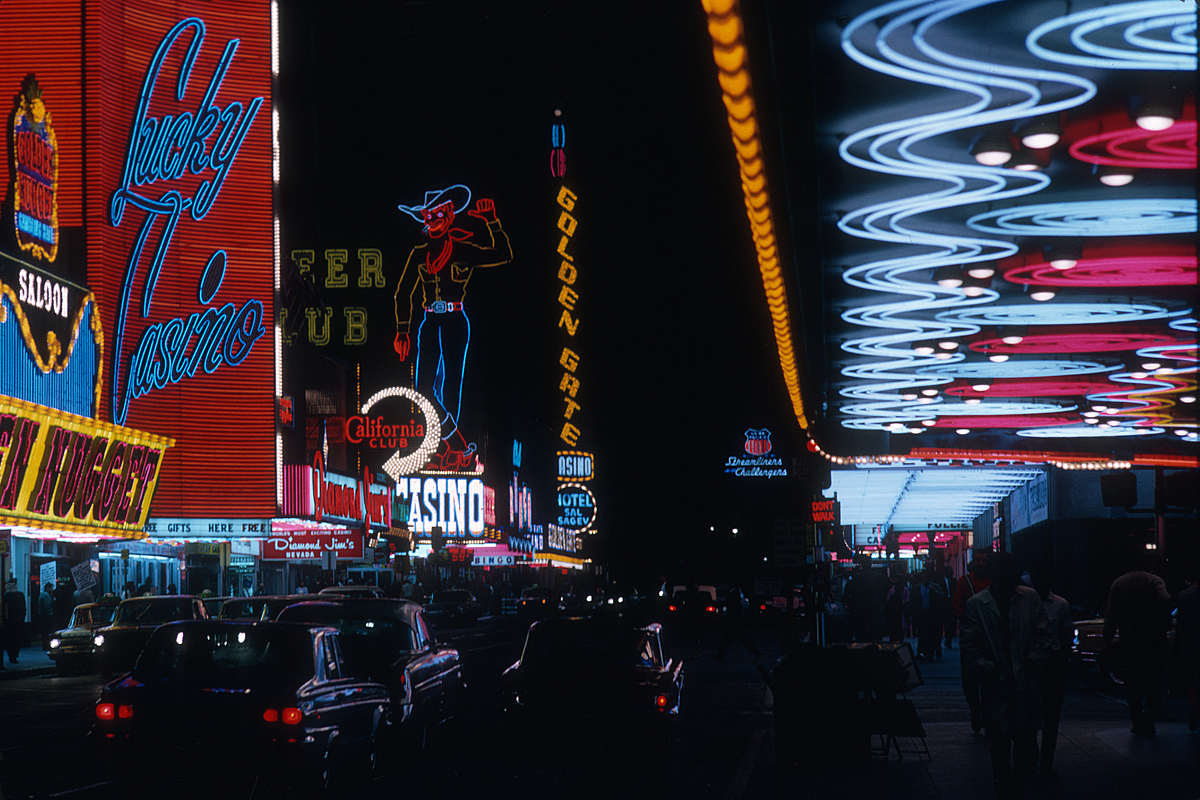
[219,599,266,620]
[133,627,316,689]
[521,590,548,600]
[432,590,470,604]
[115,599,195,625]
[522,625,662,670]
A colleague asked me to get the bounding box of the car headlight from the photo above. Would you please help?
[93,634,105,648]
[1072,628,1079,647]
[50,638,61,649]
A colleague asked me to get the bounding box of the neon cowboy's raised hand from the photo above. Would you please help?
[467,198,497,223]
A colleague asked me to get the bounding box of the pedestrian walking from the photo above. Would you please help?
[2,579,28,665]
[909,569,948,660]
[845,557,887,643]
[961,552,1053,800]
[715,586,761,661]
[682,580,705,659]
[885,574,910,644]
[1174,566,1199,732]
[1102,563,1173,736]
[53,579,74,631]
[1031,570,1072,777]
[953,556,991,733]
[940,565,957,649]
[38,581,55,647]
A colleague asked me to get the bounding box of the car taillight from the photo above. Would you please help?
[655,694,669,708]
[117,705,134,719]
[706,606,716,613]
[760,605,767,610]
[668,605,677,612]
[95,703,115,721]
[263,709,279,722]
[281,707,302,725]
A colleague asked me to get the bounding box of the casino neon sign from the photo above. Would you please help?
[108,17,266,426]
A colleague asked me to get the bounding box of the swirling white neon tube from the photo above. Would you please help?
[1026,1,1197,71]
[835,0,1099,430]
[966,199,1197,237]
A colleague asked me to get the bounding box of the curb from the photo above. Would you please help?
[0,665,57,681]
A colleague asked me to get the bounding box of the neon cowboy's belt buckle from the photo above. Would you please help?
[427,301,463,313]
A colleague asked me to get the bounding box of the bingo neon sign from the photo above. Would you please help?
[108,18,266,425]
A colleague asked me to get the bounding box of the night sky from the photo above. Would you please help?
[276,0,814,589]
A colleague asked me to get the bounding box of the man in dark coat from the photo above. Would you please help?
[2,579,28,664]
[961,553,1053,800]
[1103,564,1173,736]
[845,558,887,643]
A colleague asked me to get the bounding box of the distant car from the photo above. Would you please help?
[48,601,120,674]
[217,595,311,621]
[501,617,684,751]
[425,589,482,626]
[93,596,209,678]
[276,598,463,746]
[319,585,385,599]
[667,585,720,617]
[517,588,555,616]
[92,620,390,791]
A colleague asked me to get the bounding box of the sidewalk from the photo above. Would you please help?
[0,645,57,680]
[735,634,1200,800]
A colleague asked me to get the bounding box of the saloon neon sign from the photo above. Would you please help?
[108,18,266,425]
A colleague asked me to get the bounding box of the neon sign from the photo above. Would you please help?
[282,453,391,530]
[966,199,1197,238]
[394,475,485,536]
[394,184,512,472]
[0,395,172,535]
[359,387,440,480]
[553,186,583,446]
[556,451,593,481]
[12,76,58,262]
[108,18,266,426]
[555,483,596,534]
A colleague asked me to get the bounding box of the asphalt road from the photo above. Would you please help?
[3,615,1191,800]
[0,613,774,800]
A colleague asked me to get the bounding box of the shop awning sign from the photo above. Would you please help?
[262,530,364,561]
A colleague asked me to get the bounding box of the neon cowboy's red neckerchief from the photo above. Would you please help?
[425,228,473,275]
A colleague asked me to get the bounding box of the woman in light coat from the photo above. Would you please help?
[960,553,1053,800]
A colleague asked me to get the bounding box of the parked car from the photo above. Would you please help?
[425,589,482,626]
[1072,616,1178,686]
[93,596,209,678]
[517,588,556,616]
[276,598,463,746]
[91,620,390,791]
[318,585,384,599]
[217,595,311,621]
[48,601,120,674]
[501,617,683,752]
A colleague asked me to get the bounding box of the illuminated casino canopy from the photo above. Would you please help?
[828,466,1044,527]
[708,0,1197,461]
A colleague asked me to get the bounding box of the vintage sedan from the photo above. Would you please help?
[276,598,463,746]
[318,585,385,599]
[48,601,120,674]
[91,620,389,791]
[217,594,311,621]
[516,587,556,616]
[93,596,209,678]
[501,617,684,751]
[425,589,482,626]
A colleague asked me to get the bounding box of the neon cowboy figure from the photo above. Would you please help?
[394,184,512,471]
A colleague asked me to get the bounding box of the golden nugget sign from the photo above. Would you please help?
[0,396,173,535]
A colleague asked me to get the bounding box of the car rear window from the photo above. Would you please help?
[523,625,662,670]
[219,599,265,620]
[134,627,315,688]
[115,599,195,625]
[432,590,470,603]
[277,606,416,651]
